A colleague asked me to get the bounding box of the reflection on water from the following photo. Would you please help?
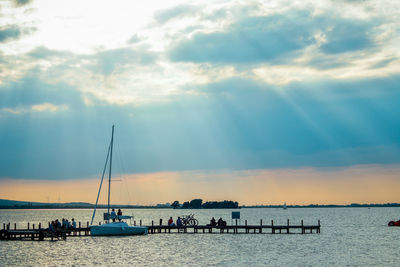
[1,208,399,266]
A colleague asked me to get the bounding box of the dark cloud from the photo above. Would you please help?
[1,74,399,179]
[169,14,315,64]
[127,34,140,44]
[154,4,198,23]
[27,46,72,59]
[0,26,21,42]
[12,0,32,7]
[89,48,157,75]
[370,57,396,69]
[320,20,375,54]
[0,76,85,110]
[168,9,380,64]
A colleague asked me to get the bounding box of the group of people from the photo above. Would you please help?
[166,216,227,227]
[110,208,123,222]
[208,217,227,226]
[49,218,77,235]
[167,216,183,226]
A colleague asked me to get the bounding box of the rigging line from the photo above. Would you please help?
[115,134,124,205]
[115,132,132,205]
[90,142,111,226]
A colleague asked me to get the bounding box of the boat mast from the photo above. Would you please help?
[107,125,114,223]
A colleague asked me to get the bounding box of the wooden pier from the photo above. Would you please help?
[0,219,320,241]
[146,219,321,234]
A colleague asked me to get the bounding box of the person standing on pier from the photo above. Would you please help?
[117,209,122,222]
[71,218,76,229]
[111,209,116,222]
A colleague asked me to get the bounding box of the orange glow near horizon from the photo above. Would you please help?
[0,164,399,205]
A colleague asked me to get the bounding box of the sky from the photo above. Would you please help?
[0,0,399,205]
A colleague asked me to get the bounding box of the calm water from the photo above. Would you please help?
[1,207,399,266]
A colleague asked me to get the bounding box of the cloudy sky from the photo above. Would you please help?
[0,0,399,205]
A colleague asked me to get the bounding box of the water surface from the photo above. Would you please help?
[1,207,399,266]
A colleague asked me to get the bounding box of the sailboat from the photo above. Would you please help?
[90,125,148,236]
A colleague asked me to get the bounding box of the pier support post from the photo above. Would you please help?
[235,219,238,234]
[14,223,16,230]
[140,220,142,226]
[271,220,274,234]
[301,220,304,234]
[39,231,44,241]
[287,219,289,234]
[260,219,262,233]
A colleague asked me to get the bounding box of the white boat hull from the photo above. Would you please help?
[90,222,148,236]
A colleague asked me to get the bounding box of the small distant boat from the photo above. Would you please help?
[90,125,148,236]
[283,202,287,210]
[388,220,400,227]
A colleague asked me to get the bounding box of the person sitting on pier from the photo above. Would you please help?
[217,217,223,226]
[55,219,61,230]
[176,216,183,227]
[55,219,61,237]
[111,208,116,222]
[66,220,72,231]
[49,221,56,233]
[168,217,175,226]
[117,209,122,222]
[209,217,216,226]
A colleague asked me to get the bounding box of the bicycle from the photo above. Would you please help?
[181,214,198,226]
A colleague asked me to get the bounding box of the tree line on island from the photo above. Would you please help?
[170,199,239,209]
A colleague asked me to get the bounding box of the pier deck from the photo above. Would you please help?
[0,219,320,241]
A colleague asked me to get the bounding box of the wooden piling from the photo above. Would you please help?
[287,219,290,234]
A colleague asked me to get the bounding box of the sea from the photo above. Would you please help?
[0,207,399,266]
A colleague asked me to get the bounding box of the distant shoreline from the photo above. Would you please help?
[0,203,399,209]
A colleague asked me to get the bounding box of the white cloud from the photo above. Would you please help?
[0,0,399,106]
[1,103,68,115]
